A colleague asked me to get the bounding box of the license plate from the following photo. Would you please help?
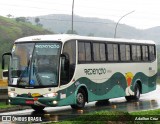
[26,100,34,104]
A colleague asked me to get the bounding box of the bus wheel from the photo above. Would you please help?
[133,83,140,101]
[71,89,86,109]
[125,96,132,101]
[125,83,140,101]
[31,105,45,111]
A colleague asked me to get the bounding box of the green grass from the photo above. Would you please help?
[53,109,160,124]
[0,102,14,109]
[131,109,160,115]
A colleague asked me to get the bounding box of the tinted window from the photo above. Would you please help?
[100,43,106,61]
[78,41,91,62]
[93,43,100,61]
[120,44,131,61]
[126,45,130,61]
[107,44,118,61]
[120,44,126,61]
[78,42,85,61]
[142,46,148,61]
[149,45,155,61]
[132,45,137,61]
[107,44,114,61]
[93,43,106,61]
[137,45,141,61]
[113,44,119,61]
[78,41,155,63]
[85,43,91,61]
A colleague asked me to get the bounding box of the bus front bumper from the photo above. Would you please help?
[9,97,58,107]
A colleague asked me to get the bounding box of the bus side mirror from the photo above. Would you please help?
[2,70,8,79]
[2,52,12,69]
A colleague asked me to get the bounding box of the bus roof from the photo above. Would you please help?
[15,34,155,44]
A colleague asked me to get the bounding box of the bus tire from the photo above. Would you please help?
[125,96,132,101]
[125,83,140,101]
[31,105,45,111]
[133,83,140,101]
[71,88,86,109]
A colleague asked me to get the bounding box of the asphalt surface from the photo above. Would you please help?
[0,85,160,122]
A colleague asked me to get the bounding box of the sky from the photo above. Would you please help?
[0,0,160,29]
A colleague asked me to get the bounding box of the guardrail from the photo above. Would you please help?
[0,79,7,87]
[0,79,8,104]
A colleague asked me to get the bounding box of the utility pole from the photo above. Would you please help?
[114,10,135,38]
[72,0,75,34]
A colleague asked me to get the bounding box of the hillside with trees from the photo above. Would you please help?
[0,16,52,62]
[0,14,160,75]
[28,14,160,44]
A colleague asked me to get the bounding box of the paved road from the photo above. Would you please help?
[0,85,160,122]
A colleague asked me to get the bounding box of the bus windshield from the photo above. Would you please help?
[9,42,61,87]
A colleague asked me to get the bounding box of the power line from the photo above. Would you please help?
[0,3,131,18]
[1,1,160,22]
[0,0,129,12]
[13,0,72,6]
[0,3,71,12]
[29,17,115,25]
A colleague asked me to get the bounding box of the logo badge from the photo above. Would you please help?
[31,93,41,97]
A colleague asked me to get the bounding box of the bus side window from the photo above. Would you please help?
[120,44,126,61]
[60,40,76,85]
[78,42,85,61]
[107,44,114,61]
[126,45,131,61]
[120,44,131,61]
[93,43,100,61]
[85,42,91,61]
[113,44,119,61]
[142,45,148,61]
[107,44,118,61]
[78,41,91,62]
[131,45,137,61]
[149,45,155,61]
[137,45,141,61]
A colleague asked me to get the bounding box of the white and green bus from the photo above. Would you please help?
[2,34,157,111]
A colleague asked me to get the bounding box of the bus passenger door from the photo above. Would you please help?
[59,40,76,104]
[60,54,69,85]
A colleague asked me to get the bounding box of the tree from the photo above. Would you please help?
[35,17,43,27]
[6,14,13,18]
[35,17,40,25]
[15,17,27,22]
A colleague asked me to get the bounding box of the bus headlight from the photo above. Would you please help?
[53,101,58,105]
[8,92,18,97]
[43,93,58,98]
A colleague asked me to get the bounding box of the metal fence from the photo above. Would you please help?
[0,79,8,104]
